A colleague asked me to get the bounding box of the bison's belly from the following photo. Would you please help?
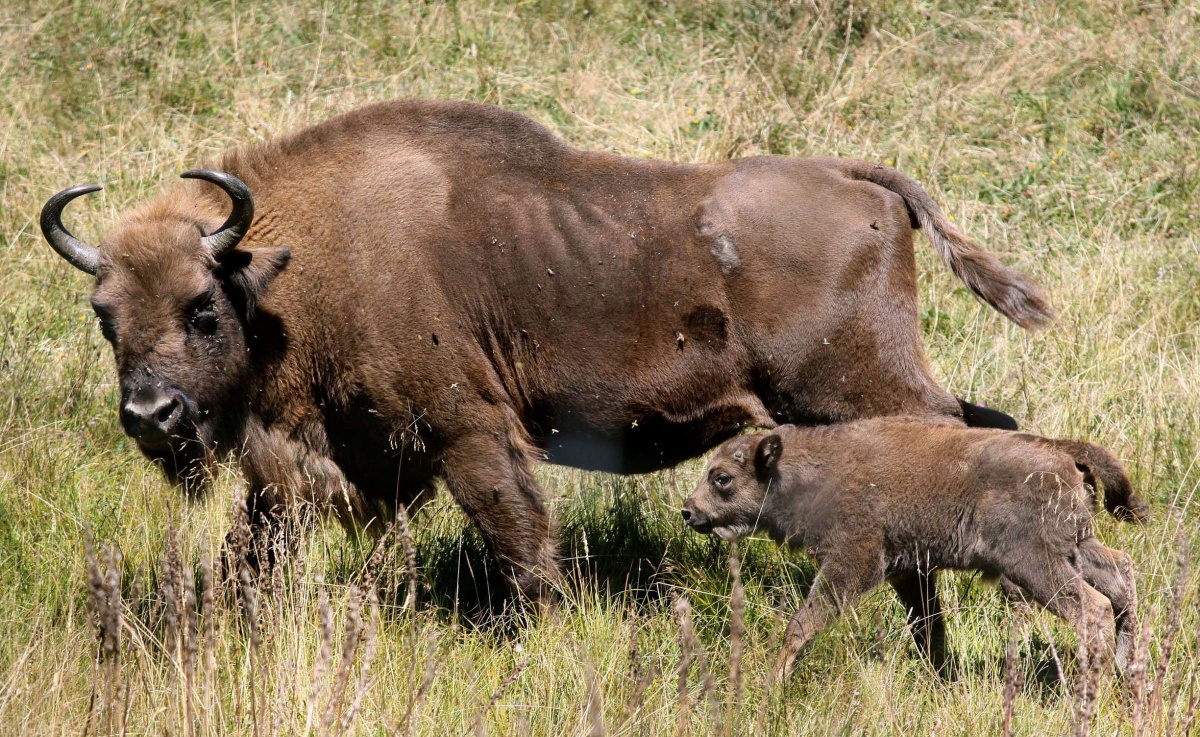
[532,400,761,474]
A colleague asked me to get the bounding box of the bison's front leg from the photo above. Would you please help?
[441,416,559,605]
[221,484,297,581]
[229,421,349,578]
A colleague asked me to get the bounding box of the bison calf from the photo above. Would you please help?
[681,419,1147,678]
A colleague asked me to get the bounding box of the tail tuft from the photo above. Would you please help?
[1055,439,1149,523]
[932,234,1056,330]
[852,162,1055,330]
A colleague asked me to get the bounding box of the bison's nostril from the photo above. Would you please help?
[680,508,691,522]
[155,396,181,424]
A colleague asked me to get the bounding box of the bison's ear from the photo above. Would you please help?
[755,433,783,476]
[217,247,291,320]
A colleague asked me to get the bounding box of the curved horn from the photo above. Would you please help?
[180,169,255,259]
[40,184,102,275]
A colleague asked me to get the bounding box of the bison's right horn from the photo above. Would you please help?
[181,169,255,259]
[40,184,102,275]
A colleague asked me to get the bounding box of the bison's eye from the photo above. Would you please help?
[187,297,219,334]
[98,319,117,343]
[91,303,117,344]
[714,473,732,489]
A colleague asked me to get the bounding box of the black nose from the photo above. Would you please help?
[680,508,691,522]
[121,388,184,446]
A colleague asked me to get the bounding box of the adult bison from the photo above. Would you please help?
[41,100,1051,602]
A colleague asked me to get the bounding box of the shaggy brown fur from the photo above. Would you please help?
[44,100,1052,603]
[682,419,1147,678]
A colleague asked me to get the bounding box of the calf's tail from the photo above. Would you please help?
[848,161,1055,330]
[1053,439,1149,523]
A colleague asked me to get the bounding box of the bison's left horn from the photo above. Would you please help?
[181,169,255,259]
[40,184,102,275]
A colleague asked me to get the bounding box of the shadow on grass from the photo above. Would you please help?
[960,624,1074,704]
[1020,633,1075,703]
[348,473,818,633]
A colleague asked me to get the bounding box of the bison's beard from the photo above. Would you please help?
[139,418,220,498]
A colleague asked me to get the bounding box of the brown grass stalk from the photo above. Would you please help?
[674,596,697,737]
[200,557,218,734]
[396,503,419,613]
[395,627,443,737]
[322,586,365,734]
[1159,527,1191,735]
[1072,573,1105,737]
[337,589,380,737]
[754,611,784,737]
[83,535,126,737]
[472,656,529,737]
[725,540,746,734]
[1001,627,1024,737]
[239,564,262,737]
[1130,572,1153,737]
[618,609,657,731]
[304,576,335,737]
[586,662,607,737]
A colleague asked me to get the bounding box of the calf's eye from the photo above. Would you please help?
[714,473,732,488]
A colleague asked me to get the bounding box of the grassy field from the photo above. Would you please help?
[3,0,1200,734]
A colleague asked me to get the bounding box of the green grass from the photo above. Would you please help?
[3,0,1200,734]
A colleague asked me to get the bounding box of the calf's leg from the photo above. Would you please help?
[1005,558,1117,673]
[890,570,948,674]
[1078,539,1137,673]
[440,416,559,606]
[776,553,885,680]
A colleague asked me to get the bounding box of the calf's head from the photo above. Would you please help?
[682,430,783,540]
[41,171,290,490]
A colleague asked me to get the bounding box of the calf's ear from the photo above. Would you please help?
[755,433,783,476]
[217,247,291,320]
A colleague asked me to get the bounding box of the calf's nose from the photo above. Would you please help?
[680,508,692,522]
[121,388,183,444]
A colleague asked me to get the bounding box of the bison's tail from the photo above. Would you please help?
[1052,439,1149,523]
[851,162,1054,330]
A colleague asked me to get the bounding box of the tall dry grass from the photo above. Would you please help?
[2,0,1200,734]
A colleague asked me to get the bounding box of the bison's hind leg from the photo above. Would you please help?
[440,406,559,606]
[956,397,1019,430]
